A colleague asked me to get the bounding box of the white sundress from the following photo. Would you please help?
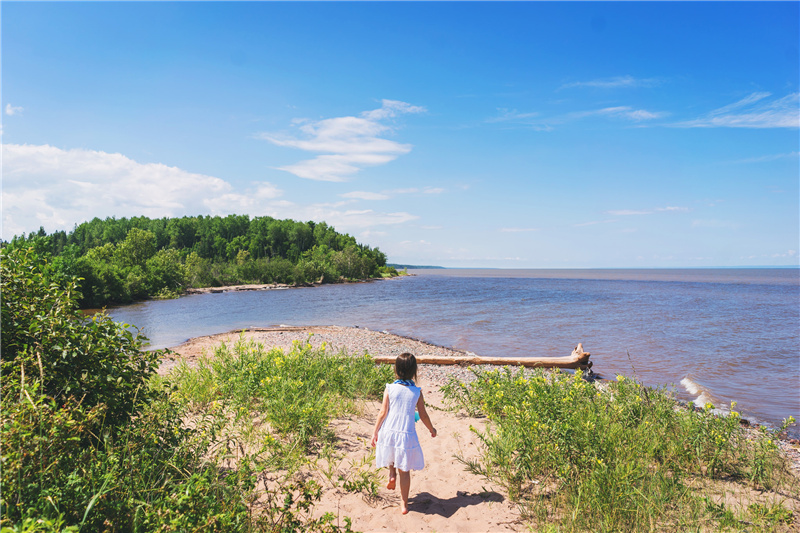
[375,383,425,471]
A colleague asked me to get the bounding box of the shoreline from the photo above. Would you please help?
[162,325,800,471]
[160,325,799,531]
[181,274,408,296]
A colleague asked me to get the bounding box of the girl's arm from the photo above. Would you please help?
[416,391,437,438]
[371,389,390,447]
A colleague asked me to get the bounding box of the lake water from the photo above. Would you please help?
[108,268,800,434]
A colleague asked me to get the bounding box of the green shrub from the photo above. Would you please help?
[1,247,363,531]
[1,383,253,532]
[1,245,160,428]
[171,336,393,451]
[442,367,797,532]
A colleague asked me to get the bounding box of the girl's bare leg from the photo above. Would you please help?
[387,465,396,490]
[398,470,411,514]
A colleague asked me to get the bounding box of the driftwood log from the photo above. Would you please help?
[372,343,592,370]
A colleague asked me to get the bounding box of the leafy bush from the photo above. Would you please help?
[1,245,160,427]
[1,247,364,532]
[171,336,393,452]
[442,367,797,532]
[1,384,253,532]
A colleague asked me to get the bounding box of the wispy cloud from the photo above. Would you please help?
[340,186,444,202]
[1,143,419,240]
[490,104,666,129]
[570,106,668,122]
[773,250,798,258]
[258,99,425,182]
[676,92,799,129]
[486,108,540,123]
[340,191,390,201]
[5,103,23,116]
[607,206,688,216]
[561,76,662,90]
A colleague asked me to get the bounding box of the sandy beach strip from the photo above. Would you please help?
[162,325,800,532]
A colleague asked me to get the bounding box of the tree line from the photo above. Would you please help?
[6,215,397,308]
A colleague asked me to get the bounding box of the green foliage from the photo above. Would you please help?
[1,251,359,531]
[1,384,254,532]
[254,480,355,533]
[1,245,159,427]
[10,215,392,307]
[442,367,798,532]
[170,335,393,452]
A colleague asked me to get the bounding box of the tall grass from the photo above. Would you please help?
[169,335,393,467]
[442,367,797,532]
[3,337,392,532]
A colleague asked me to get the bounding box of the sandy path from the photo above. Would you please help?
[311,388,522,533]
[164,325,800,531]
[167,326,526,532]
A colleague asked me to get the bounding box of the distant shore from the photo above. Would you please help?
[181,275,407,295]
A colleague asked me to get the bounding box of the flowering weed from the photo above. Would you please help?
[442,367,797,532]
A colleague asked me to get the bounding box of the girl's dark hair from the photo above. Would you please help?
[395,352,418,382]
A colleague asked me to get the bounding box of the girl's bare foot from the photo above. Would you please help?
[400,501,409,514]
[387,478,396,490]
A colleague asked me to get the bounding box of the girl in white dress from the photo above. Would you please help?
[371,352,437,514]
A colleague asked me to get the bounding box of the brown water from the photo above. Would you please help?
[108,268,800,434]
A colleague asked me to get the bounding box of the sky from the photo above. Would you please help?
[2,1,798,268]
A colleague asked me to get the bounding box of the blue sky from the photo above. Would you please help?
[3,1,798,268]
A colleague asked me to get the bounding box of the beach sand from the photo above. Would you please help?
[165,325,800,532]
[167,326,526,531]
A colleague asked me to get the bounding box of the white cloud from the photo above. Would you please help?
[398,239,432,246]
[561,76,661,90]
[772,250,797,258]
[339,186,443,202]
[498,104,667,130]
[572,106,668,122]
[258,99,425,182]
[676,92,799,129]
[1,143,419,240]
[2,144,235,239]
[340,191,391,201]
[486,108,540,123]
[359,230,387,239]
[5,103,23,116]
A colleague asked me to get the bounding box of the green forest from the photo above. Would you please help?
[6,215,397,308]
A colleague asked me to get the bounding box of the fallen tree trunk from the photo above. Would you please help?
[372,343,592,370]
